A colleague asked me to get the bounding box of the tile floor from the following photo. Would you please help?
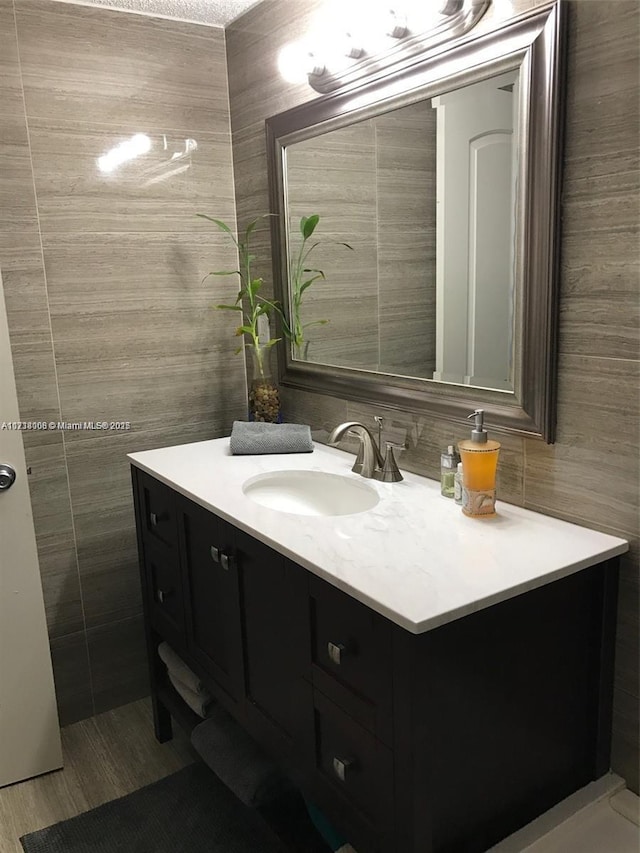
[0,699,638,853]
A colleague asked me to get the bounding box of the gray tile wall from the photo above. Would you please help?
[0,0,247,724]
[226,0,640,793]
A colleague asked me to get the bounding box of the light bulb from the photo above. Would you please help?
[278,41,325,84]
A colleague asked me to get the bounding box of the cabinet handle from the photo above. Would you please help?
[156,588,172,604]
[150,512,158,527]
[210,545,220,563]
[332,756,354,782]
[328,642,347,665]
[220,553,236,572]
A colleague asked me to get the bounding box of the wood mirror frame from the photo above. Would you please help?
[266,0,566,442]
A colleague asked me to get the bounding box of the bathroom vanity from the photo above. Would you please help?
[129,439,627,853]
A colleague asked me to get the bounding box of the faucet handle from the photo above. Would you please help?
[351,438,366,475]
[378,442,404,483]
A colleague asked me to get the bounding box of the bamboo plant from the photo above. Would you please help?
[197,213,278,378]
[281,214,353,359]
[197,212,281,421]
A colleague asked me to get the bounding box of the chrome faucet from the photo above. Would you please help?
[327,418,403,482]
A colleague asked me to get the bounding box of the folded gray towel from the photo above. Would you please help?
[158,641,207,695]
[168,672,212,719]
[229,421,313,455]
[191,705,291,807]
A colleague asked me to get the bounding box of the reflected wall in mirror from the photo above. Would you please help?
[267,1,565,442]
[285,70,518,392]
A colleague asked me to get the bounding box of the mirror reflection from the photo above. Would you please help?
[284,69,519,393]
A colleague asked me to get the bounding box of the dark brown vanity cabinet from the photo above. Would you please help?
[132,467,619,853]
[180,499,245,705]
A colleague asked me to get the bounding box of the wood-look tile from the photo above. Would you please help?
[15,0,230,133]
[0,699,193,853]
[51,305,233,359]
[565,0,639,108]
[87,615,149,715]
[0,0,24,118]
[524,355,639,533]
[614,548,639,701]
[77,526,142,630]
[524,445,639,544]
[0,112,39,233]
[53,351,246,440]
[1,247,49,327]
[21,436,83,638]
[27,121,236,235]
[559,181,639,360]
[378,232,436,376]
[6,328,61,427]
[49,631,94,727]
[611,685,640,794]
[280,386,348,439]
[555,355,639,455]
[60,700,193,811]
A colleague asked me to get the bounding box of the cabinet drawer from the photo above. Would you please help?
[309,576,393,745]
[138,471,178,552]
[143,539,185,645]
[312,689,394,833]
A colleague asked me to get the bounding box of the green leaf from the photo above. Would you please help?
[299,275,324,295]
[214,303,243,311]
[263,337,280,348]
[302,268,325,278]
[303,319,329,329]
[207,270,240,276]
[236,325,253,335]
[302,214,319,239]
[196,214,235,236]
[233,345,244,355]
[245,213,276,241]
[249,278,263,296]
[337,241,354,250]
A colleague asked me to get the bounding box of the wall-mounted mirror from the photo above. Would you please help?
[266,1,565,442]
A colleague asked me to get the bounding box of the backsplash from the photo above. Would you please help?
[226,0,639,792]
[0,0,247,723]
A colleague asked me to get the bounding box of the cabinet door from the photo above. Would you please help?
[143,538,185,648]
[180,498,244,704]
[238,529,312,769]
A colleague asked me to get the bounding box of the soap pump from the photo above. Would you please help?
[457,409,501,517]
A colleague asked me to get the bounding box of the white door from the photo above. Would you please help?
[432,71,518,391]
[0,268,63,787]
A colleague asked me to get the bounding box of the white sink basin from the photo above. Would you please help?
[242,470,379,517]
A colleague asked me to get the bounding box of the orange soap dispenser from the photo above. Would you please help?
[458,409,501,517]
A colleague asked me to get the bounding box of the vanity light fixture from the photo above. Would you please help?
[277,41,327,84]
[276,0,490,93]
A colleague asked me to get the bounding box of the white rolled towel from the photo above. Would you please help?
[167,672,212,719]
[158,641,207,695]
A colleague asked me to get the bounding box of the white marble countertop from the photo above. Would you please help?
[128,438,628,634]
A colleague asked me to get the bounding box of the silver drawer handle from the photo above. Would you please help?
[332,756,354,782]
[150,512,158,527]
[328,642,346,665]
[220,553,235,572]
[210,546,220,563]
[156,588,172,604]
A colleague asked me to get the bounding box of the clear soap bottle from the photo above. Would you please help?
[458,409,500,517]
[440,445,460,498]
